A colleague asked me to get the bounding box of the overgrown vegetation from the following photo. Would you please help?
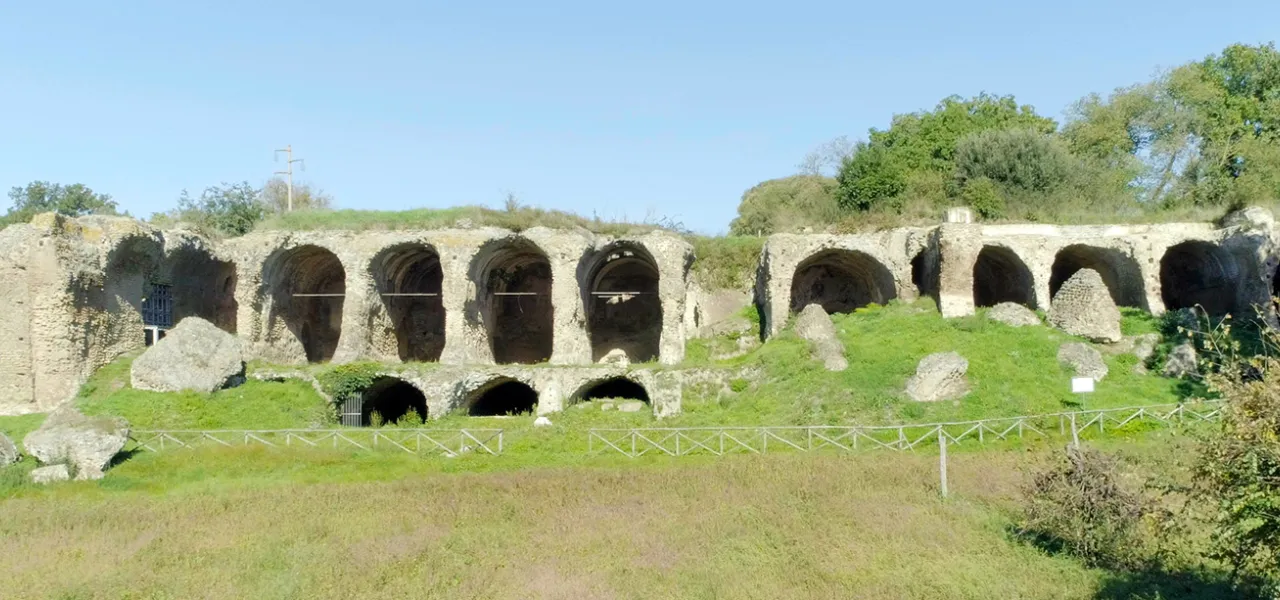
[0,181,120,227]
[689,235,764,289]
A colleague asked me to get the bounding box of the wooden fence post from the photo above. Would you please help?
[939,429,949,499]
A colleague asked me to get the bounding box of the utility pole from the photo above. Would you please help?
[274,145,305,212]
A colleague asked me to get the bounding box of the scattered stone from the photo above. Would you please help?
[905,352,970,402]
[597,348,630,368]
[1058,342,1108,381]
[0,432,18,467]
[23,407,130,480]
[600,402,615,412]
[1131,333,1160,374]
[1221,206,1275,230]
[130,317,245,393]
[617,400,646,413]
[793,304,848,372]
[533,416,553,427]
[1049,269,1122,343]
[1164,341,1199,378]
[988,302,1040,327]
[30,464,70,485]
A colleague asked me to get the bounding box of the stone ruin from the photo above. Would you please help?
[1,207,1276,420]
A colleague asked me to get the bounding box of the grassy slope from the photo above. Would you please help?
[0,437,1204,600]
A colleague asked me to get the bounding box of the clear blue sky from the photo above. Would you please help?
[1,1,1276,234]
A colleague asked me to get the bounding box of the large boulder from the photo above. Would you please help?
[905,352,970,402]
[23,407,130,480]
[1058,342,1108,382]
[0,432,18,466]
[1131,333,1160,374]
[1049,269,1122,343]
[597,348,630,368]
[30,464,70,485]
[794,304,848,371]
[131,317,245,393]
[1164,341,1199,378]
[988,302,1041,327]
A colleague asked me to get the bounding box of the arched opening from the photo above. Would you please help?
[360,377,428,426]
[466,379,539,416]
[163,246,238,333]
[104,235,163,345]
[1160,241,1240,316]
[265,245,346,363]
[471,238,553,364]
[1049,245,1145,309]
[911,249,939,303]
[573,377,650,404]
[789,249,897,314]
[581,243,662,363]
[973,246,1036,308]
[370,244,445,362]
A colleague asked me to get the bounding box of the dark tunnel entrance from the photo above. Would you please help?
[1049,244,1145,309]
[467,379,539,416]
[1160,241,1239,316]
[267,245,346,363]
[371,244,445,362]
[973,246,1036,308]
[789,249,897,314]
[360,377,428,426]
[473,239,554,364]
[575,377,650,403]
[163,246,238,333]
[911,249,939,303]
[582,244,661,363]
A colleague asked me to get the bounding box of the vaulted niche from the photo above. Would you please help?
[266,245,346,363]
[789,249,896,314]
[582,243,661,363]
[472,238,553,364]
[371,243,445,362]
[1049,244,1145,309]
[1160,241,1240,316]
[973,246,1035,308]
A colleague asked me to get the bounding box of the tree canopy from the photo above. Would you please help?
[2,181,119,226]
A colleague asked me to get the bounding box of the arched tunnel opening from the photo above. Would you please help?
[104,236,163,343]
[789,249,897,314]
[371,244,445,362]
[911,249,939,303]
[575,377,649,403]
[1049,244,1145,309]
[582,244,661,363]
[360,377,428,426]
[473,239,554,364]
[267,245,346,363]
[973,246,1036,308]
[467,379,539,416]
[163,246,238,333]
[1160,241,1240,316]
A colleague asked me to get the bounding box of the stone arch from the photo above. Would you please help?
[464,377,539,416]
[161,246,238,333]
[360,377,428,426]
[264,245,346,363]
[911,249,939,303]
[570,376,649,404]
[973,245,1036,308]
[1049,244,1146,309]
[789,249,897,314]
[579,242,662,363]
[370,243,445,362]
[1160,241,1240,316]
[104,235,163,315]
[470,238,553,364]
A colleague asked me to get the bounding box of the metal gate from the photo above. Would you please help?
[142,283,174,328]
[340,396,364,427]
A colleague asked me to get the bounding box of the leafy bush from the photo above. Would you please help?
[1020,445,1147,567]
[955,128,1074,194]
[317,362,383,402]
[729,175,841,235]
[960,177,1005,220]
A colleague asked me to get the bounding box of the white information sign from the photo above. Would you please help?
[1071,377,1095,393]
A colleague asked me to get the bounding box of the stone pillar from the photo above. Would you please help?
[760,239,792,340]
[549,252,591,365]
[936,224,982,318]
[331,246,375,364]
[439,242,488,365]
[649,233,692,365]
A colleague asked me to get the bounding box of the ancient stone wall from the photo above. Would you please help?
[2,208,1277,416]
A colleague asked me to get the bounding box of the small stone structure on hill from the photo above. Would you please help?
[905,352,970,402]
[794,304,848,371]
[1049,269,1122,343]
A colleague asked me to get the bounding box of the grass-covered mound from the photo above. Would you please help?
[682,300,1179,426]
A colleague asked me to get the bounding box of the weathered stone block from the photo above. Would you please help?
[131,317,245,394]
[905,352,969,402]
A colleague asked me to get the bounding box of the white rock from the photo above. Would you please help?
[1058,342,1108,382]
[0,432,18,467]
[130,317,245,393]
[794,304,848,371]
[23,407,130,480]
[533,416,553,427]
[617,400,646,413]
[905,352,970,402]
[30,464,70,484]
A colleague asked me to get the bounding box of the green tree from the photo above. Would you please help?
[260,177,334,213]
[2,181,118,226]
[174,181,266,236]
[954,128,1073,194]
[730,175,840,235]
[835,93,1057,212]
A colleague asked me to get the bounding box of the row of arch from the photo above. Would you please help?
[264,238,663,364]
[355,375,651,425]
[789,240,1248,318]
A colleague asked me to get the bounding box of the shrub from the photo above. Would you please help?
[1020,445,1146,567]
[317,362,382,402]
[961,177,1006,220]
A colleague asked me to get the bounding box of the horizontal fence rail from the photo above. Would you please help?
[588,402,1223,458]
[131,429,505,457]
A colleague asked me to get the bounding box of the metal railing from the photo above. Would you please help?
[132,428,505,457]
[587,402,1223,458]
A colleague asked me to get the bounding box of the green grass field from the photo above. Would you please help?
[0,300,1221,599]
